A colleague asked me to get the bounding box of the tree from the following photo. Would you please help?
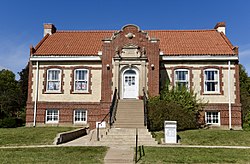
[147,85,205,131]
[0,64,29,128]
[18,64,29,110]
[0,70,21,119]
[239,64,250,124]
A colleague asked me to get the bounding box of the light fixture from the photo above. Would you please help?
[151,64,155,70]
[106,64,110,70]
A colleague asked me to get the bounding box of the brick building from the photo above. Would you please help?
[26,22,241,129]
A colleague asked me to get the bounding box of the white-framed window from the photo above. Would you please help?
[74,110,87,124]
[175,69,189,89]
[204,69,219,93]
[205,111,220,125]
[74,69,89,92]
[46,109,59,123]
[47,69,61,92]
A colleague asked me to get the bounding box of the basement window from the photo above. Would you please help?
[205,111,220,126]
[46,109,59,124]
[74,110,87,124]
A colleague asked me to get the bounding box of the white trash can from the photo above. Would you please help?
[164,121,177,144]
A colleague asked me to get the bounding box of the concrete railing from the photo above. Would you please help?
[54,127,88,145]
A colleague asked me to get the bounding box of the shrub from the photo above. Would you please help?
[0,117,17,128]
[147,86,205,131]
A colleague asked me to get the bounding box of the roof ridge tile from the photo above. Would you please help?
[57,30,115,33]
[219,32,235,52]
[147,29,216,32]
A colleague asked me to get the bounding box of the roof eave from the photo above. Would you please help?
[162,55,238,61]
[30,55,101,61]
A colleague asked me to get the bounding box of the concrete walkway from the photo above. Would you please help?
[104,146,134,164]
[2,141,250,164]
[2,143,250,149]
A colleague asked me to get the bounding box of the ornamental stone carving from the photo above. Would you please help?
[125,32,135,39]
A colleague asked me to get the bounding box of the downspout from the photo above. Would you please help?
[228,60,232,129]
[33,61,39,127]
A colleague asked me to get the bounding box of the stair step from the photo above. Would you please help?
[114,99,145,129]
[101,135,153,139]
[101,138,155,142]
[93,127,158,147]
[99,141,157,145]
[108,128,150,132]
[104,159,133,164]
[115,120,143,123]
[114,125,145,128]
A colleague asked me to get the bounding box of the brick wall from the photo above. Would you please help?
[26,102,109,129]
[101,24,160,100]
[202,103,242,129]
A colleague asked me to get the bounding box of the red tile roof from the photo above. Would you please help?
[33,29,237,56]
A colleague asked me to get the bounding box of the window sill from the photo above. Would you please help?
[203,92,221,95]
[72,91,90,94]
[44,91,63,94]
[74,122,87,125]
[206,123,220,127]
[45,122,59,124]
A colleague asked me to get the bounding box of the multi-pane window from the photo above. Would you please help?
[74,69,88,92]
[175,69,189,89]
[47,69,61,91]
[205,112,220,125]
[46,109,59,123]
[74,110,87,124]
[204,69,219,93]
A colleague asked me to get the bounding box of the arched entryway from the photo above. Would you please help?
[122,68,139,99]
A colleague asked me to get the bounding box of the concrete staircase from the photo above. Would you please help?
[63,99,156,163]
[114,99,145,128]
[100,128,157,146]
[98,99,157,147]
[63,99,157,147]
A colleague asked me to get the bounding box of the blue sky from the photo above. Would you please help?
[0,0,249,79]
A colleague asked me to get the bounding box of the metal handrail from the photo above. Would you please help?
[97,112,110,141]
[143,88,148,127]
[97,88,118,141]
[135,128,145,163]
[110,88,118,127]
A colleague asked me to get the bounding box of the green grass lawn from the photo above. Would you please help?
[0,127,76,146]
[179,129,250,146]
[0,147,107,164]
[138,147,250,163]
[152,128,250,146]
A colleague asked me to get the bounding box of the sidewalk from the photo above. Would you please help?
[157,144,250,149]
[2,143,250,149]
[104,146,134,164]
[2,141,250,164]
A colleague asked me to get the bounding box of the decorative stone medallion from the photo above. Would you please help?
[125,32,135,39]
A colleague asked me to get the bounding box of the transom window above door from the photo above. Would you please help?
[74,69,89,92]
